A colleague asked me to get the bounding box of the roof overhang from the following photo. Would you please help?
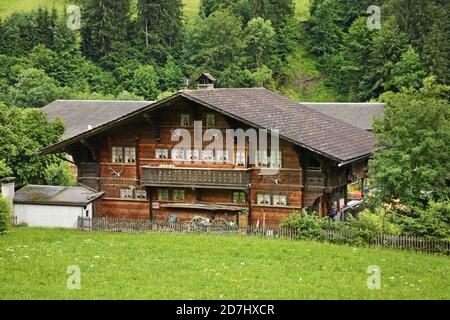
[38,92,373,165]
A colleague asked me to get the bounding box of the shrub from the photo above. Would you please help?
[280,210,322,240]
[393,200,450,240]
[0,196,12,234]
[347,208,400,245]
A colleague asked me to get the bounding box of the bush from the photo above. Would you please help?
[393,200,450,240]
[348,208,400,245]
[280,210,322,240]
[0,196,12,234]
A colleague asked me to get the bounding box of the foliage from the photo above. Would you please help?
[131,65,161,100]
[0,196,12,234]
[386,46,427,91]
[0,103,65,187]
[347,209,400,245]
[280,210,322,240]
[369,78,450,205]
[305,0,450,100]
[244,17,276,69]
[392,201,450,241]
[8,68,60,108]
[43,162,77,186]
[0,160,12,177]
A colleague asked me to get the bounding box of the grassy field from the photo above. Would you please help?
[0,228,449,300]
[0,0,311,21]
[0,0,65,17]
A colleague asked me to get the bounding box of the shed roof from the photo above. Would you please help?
[43,100,154,139]
[301,102,385,131]
[14,185,104,206]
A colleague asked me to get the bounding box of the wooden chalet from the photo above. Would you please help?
[40,75,375,226]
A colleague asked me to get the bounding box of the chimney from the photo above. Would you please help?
[196,73,216,90]
[1,177,15,207]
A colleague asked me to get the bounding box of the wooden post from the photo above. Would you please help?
[135,136,141,183]
[147,187,153,220]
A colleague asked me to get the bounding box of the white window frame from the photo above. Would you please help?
[180,113,190,126]
[124,147,136,164]
[156,148,169,160]
[112,146,123,163]
[158,189,169,201]
[206,113,216,127]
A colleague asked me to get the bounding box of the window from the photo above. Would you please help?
[112,146,123,163]
[235,150,246,166]
[158,189,169,201]
[270,150,283,168]
[124,147,136,164]
[202,150,214,162]
[273,193,288,206]
[156,148,169,159]
[233,192,246,204]
[120,187,134,199]
[186,149,200,162]
[136,189,147,200]
[173,189,185,202]
[256,150,269,167]
[309,158,321,171]
[172,148,185,161]
[206,113,216,127]
[216,150,229,163]
[257,192,271,205]
[180,113,190,126]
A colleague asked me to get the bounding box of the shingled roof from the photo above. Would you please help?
[183,88,376,162]
[43,100,153,139]
[14,185,104,206]
[39,89,376,163]
[302,102,385,131]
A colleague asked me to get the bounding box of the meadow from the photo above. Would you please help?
[0,228,448,300]
[0,0,312,22]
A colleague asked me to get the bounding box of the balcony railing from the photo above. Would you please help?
[142,167,252,189]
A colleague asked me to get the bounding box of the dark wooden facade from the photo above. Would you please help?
[65,97,367,227]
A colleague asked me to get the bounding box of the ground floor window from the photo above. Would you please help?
[257,192,288,206]
[257,192,272,205]
[119,187,147,200]
[135,188,147,200]
[120,187,134,199]
[273,193,288,206]
[232,191,246,204]
[173,189,185,202]
[158,189,169,201]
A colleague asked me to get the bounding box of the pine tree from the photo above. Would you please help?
[137,0,183,51]
[81,0,131,60]
[423,21,449,84]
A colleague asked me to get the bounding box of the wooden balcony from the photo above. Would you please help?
[142,166,252,190]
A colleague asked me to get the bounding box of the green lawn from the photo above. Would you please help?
[1,0,311,21]
[0,0,65,17]
[0,228,448,300]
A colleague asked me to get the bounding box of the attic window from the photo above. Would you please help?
[206,113,216,127]
[180,113,190,126]
[309,158,322,171]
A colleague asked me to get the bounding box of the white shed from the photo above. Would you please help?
[13,185,103,229]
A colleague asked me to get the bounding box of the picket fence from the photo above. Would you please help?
[78,217,450,254]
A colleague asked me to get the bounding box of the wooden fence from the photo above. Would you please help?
[78,217,450,255]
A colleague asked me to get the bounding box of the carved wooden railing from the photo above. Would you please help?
[142,167,252,189]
